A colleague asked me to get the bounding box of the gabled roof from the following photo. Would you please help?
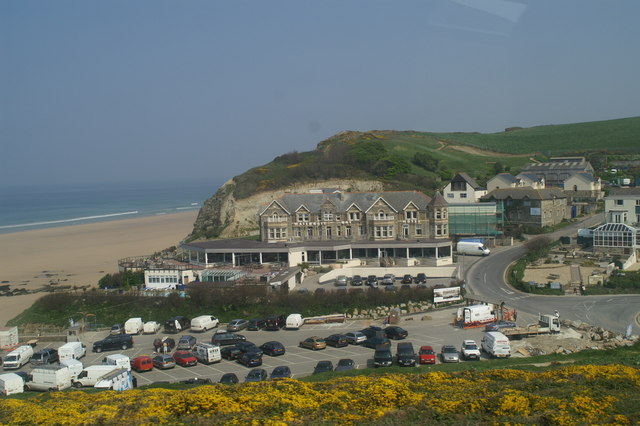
[516,173,544,182]
[608,187,640,196]
[481,187,566,201]
[564,172,598,183]
[259,200,291,216]
[365,197,398,214]
[490,173,519,185]
[451,172,484,190]
[265,191,431,215]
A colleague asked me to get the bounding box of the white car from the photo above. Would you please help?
[461,340,481,360]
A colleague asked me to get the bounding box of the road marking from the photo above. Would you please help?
[502,288,514,295]
[606,298,614,303]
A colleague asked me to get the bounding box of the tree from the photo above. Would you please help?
[412,152,439,171]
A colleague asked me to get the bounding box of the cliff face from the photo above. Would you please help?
[188,178,385,241]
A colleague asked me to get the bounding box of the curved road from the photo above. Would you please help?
[465,214,640,334]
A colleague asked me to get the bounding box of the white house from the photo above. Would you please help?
[442,173,487,203]
[604,187,640,226]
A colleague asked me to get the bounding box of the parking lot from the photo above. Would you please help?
[8,306,493,386]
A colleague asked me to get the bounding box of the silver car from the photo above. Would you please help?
[440,345,460,363]
[227,319,249,332]
[334,275,348,286]
[344,331,367,345]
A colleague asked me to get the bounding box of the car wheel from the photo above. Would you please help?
[73,381,82,388]
[95,347,102,353]
[122,344,128,350]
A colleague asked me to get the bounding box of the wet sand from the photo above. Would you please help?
[0,211,198,326]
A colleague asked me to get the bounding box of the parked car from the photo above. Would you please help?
[259,341,285,356]
[351,275,363,286]
[153,337,175,353]
[334,275,348,287]
[244,368,268,382]
[344,331,367,345]
[418,345,437,364]
[177,335,197,350]
[373,346,393,367]
[313,361,334,374]
[152,354,176,370]
[110,323,125,335]
[335,358,356,372]
[366,275,379,287]
[220,345,243,360]
[30,348,58,365]
[299,336,327,351]
[131,355,154,373]
[382,274,395,285]
[237,351,263,368]
[227,319,249,332]
[461,340,481,360]
[164,316,190,333]
[414,273,427,284]
[384,326,408,340]
[360,326,383,339]
[325,334,349,348]
[93,334,134,353]
[440,345,460,363]
[219,373,239,385]
[236,341,262,356]
[247,318,266,331]
[485,320,517,331]
[264,314,286,330]
[211,332,246,346]
[396,342,417,367]
[270,366,292,379]
[173,350,198,367]
[363,336,391,349]
[401,274,413,284]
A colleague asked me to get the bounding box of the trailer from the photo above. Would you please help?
[455,304,497,328]
[499,314,561,339]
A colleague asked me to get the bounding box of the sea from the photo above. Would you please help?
[0,179,222,234]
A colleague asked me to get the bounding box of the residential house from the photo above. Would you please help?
[563,172,603,203]
[604,187,640,226]
[442,173,487,203]
[486,173,520,192]
[481,188,568,229]
[519,157,594,187]
[516,173,545,189]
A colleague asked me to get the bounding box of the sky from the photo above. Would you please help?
[2,0,639,186]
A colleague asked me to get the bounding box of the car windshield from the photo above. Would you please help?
[444,347,457,353]
[420,349,434,354]
[465,343,478,350]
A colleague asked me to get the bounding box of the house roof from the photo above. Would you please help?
[608,187,640,196]
[481,187,566,201]
[490,173,519,185]
[516,173,544,183]
[565,172,598,183]
[451,172,484,190]
[521,158,593,173]
[268,191,432,214]
[428,191,448,208]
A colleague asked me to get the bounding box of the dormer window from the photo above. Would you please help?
[406,211,417,220]
[323,211,334,221]
[297,212,310,222]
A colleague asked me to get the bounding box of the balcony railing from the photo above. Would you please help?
[367,215,395,221]
[266,217,288,223]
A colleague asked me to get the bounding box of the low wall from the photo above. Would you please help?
[622,251,637,270]
[319,266,457,284]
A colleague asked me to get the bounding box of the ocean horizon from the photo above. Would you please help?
[0,179,221,234]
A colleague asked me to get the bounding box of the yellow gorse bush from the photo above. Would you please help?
[1,364,638,425]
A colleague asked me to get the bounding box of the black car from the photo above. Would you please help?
[177,335,197,350]
[153,337,175,353]
[164,316,190,333]
[259,341,285,356]
[30,348,58,365]
[313,360,334,375]
[219,373,239,385]
[351,275,363,286]
[220,345,243,360]
[384,326,408,340]
[401,274,413,284]
[414,273,427,284]
[366,275,379,287]
[211,332,247,346]
[373,347,393,367]
[237,351,263,368]
[335,358,356,372]
[363,336,391,349]
[270,366,292,379]
[236,341,262,356]
[325,334,349,348]
[93,334,134,353]
[245,368,268,382]
[396,342,416,367]
[485,320,517,331]
[264,314,286,331]
[247,318,266,331]
[360,326,383,339]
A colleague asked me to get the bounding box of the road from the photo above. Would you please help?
[465,214,640,334]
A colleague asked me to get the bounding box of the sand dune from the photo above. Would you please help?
[0,211,198,326]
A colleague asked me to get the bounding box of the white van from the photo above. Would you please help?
[456,241,490,256]
[143,321,161,334]
[60,358,83,380]
[481,331,511,358]
[0,373,24,396]
[3,345,34,370]
[102,354,131,371]
[94,369,133,391]
[25,365,72,392]
[191,315,219,332]
[58,342,86,361]
[72,365,118,388]
[285,314,304,330]
[124,318,144,335]
[193,343,221,364]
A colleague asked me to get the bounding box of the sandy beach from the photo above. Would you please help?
[0,211,198,326]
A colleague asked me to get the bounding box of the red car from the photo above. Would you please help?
[173,350,198,367]
[419,345,437,364]
[130,355,154,373]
